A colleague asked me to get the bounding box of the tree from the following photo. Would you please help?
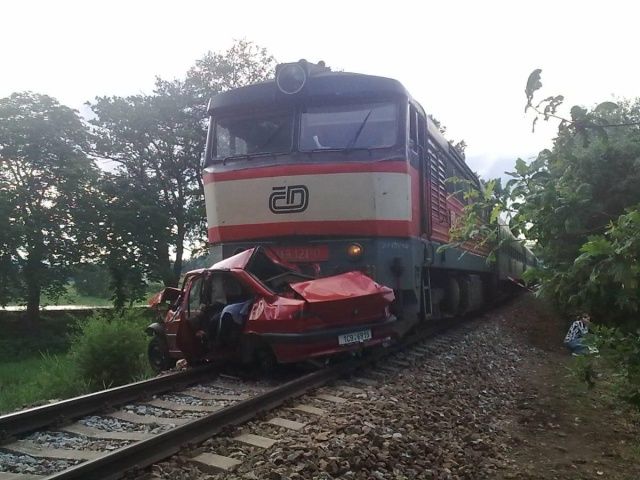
[445,70,640,407]
[449,71,640,323]
[89,40,276,288]
[186,39,276,99]
[90,84,202,288]
[96,171,169,307]
[0,92,96,323]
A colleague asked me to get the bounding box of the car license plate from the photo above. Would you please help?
[273,245,329,262]
[338,329,372,345]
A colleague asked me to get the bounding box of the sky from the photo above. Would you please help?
[1,0,638,180]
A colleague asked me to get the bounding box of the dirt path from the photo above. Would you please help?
[498,296,640,480]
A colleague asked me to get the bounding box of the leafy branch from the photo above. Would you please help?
[525,69,640,134]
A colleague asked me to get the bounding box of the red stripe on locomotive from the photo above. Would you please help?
[203,160,410,184]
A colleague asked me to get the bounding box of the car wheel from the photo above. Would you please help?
[254,345,277,376]
[148,335,176,373]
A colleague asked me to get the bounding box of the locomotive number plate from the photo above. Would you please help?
[338,329,372,345]
[272,245,329,262]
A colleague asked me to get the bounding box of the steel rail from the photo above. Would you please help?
[44,318,470,480]
[0,364,218,440]
[45,365,347,480]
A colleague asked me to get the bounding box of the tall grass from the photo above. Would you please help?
[0,309,152,413]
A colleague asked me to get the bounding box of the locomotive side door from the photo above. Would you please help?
[409,103,433,319]
[408,104,429,236]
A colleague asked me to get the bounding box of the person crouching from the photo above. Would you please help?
[563,313,591,355]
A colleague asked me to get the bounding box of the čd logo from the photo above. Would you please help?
[269,185,309,214]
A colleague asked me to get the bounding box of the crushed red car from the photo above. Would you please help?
[146,247,397,371]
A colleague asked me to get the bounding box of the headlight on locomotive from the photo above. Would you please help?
[346,243,364,260]
[276,63,307,95]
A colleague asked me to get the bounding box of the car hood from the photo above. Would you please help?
[210,246,298,272]
[289,271,394,303]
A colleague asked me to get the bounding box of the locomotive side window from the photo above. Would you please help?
[409,105,426,153]
[417,113,426,149]
[409,106,418,152]
[300,102,397,151]
[214,112,293,160]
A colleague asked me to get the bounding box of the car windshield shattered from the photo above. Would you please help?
[214,112,293,160]
[300,102,398,151]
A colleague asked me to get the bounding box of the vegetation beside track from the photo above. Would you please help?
[450,71,640,408]
[0,310,152,414]
[500,295,640,479]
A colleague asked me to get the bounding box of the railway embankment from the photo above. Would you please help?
[143,296,640,480]
[2,296,638,479]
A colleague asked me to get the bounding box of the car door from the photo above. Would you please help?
[176,273,207,361]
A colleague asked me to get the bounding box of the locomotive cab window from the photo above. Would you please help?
[299,102,398,151]
[214,111,293,160]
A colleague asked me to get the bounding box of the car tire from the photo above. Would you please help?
[148,335,176,373]
[254,345,277,376]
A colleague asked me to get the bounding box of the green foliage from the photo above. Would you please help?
[451,80,640,318]
[0,354,88,413]
[68,310,151,389]
[89,39,276,300]
[0,314,84,412]
[567,209,640,318]
[0,310,153,412]
[72,264,111,298]
[186,39,277,99]
[0,92,98,321]
[0,40,276,316]
[450,70,640,407]
[584,326,640,407]
[444,176,515,262]
[0,317,72,362]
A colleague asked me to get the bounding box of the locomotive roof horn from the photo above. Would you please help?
[275,59,330,95]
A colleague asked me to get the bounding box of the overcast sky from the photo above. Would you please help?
[1,0,638,179]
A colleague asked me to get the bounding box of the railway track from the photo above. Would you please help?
[0,316,479,480]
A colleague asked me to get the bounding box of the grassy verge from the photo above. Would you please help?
[0,310,153,414]
[4,281,164,308]
[0,354,90,413]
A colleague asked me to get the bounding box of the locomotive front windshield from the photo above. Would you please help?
[300,102,397,151]
[210,101,398,162]
[215,112,293,159]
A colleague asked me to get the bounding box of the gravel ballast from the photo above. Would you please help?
[0,450,81,475]
[25,430,131,451]
[80,415,173,434]
[145,309,533,479]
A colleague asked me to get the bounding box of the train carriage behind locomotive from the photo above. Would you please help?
[202,60,535,331]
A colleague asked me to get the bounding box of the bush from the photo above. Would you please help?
[68,309,152,389]
[590,325,640,407]
[571,326,640,409]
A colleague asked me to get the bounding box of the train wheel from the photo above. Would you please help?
[443,277,461,315]
[148,335,176,373]
[458,276,471,315]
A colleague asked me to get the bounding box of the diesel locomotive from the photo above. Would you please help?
[147,60,535,370]
[203,61,534,320]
